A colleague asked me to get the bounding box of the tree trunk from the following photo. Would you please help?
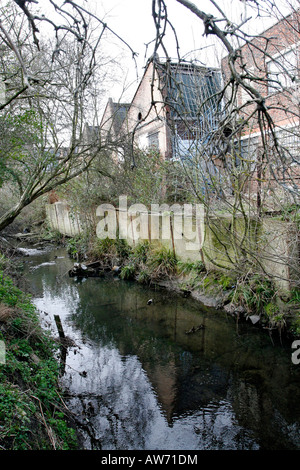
[0,199,29,232]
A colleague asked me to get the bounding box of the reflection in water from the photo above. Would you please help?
[23,246,300,450]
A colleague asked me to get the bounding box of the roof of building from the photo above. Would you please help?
[110,101,131,134]
[158,61,222,120]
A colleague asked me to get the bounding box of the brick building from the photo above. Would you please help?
[221,9,300,194]
[102,58,221,163]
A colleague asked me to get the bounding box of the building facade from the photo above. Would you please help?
[101,59,222,164]
[221,10,300,194]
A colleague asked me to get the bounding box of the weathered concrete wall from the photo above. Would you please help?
[203,215,298,292]
[260,219,298,292]
[116,208,204,263]
[46,202,83,237]
[46,201,298,292]
[203,215,260,269]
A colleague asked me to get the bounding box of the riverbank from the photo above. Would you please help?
[0,227,299,449]
[19,242,300,450]
[0,230,299,450]
[0,243,79,450]
[65,232,300,339]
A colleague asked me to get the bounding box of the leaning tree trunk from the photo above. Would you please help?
[0,199,29,232]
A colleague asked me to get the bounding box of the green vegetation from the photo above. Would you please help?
[177,259,206,276]
[66,232,90,260]
[222,273,300,334]
[146,246,178,280]
[67,234,179,283]
[120,263,136,280]
[0,256,78,450]
[288,289,300,335]
[66,232,132,265]
[41,226,66,244]
[91,236,132,263]
[230,275,276,313]
[289,288,300,304]
[121,243,178,283]
[280,203,300,223]
[61,231,300,338]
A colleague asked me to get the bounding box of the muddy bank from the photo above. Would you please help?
[0,247,79,450]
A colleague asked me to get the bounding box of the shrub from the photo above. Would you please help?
[120,263,136,280]
[136,269,151,284]
[132,240,151,264]
[177,259,205,276]
[66,233,90,260]
[0,269,78,450]
[230,274,276,312]
[90,236,131,264]
[146,246,177,280]
[218,274,236,290]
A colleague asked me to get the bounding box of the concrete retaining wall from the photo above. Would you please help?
[46,202,83,237]
[46,201,298,292]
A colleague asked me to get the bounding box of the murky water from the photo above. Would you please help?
[22,245,300,450]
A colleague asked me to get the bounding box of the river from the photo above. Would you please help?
[21,245,300,450]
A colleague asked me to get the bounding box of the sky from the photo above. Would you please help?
[34,0,296,114]
[93,0,283,104]
[96,0,210,102]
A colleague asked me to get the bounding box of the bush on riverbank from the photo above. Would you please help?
[0,254,78,450]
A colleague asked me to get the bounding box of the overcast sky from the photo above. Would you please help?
[96,0,210,102]
[28,0,297,109]
[93,0,284,104]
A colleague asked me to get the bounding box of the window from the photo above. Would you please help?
[147,132,159,149]
[267,47,298,93]
[275,126,300,164]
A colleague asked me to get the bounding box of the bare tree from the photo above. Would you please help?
[142,0,299,297]
[0,1,136,231]
[1,0,299,299]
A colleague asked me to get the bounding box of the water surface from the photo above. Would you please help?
[23,246,300,450]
